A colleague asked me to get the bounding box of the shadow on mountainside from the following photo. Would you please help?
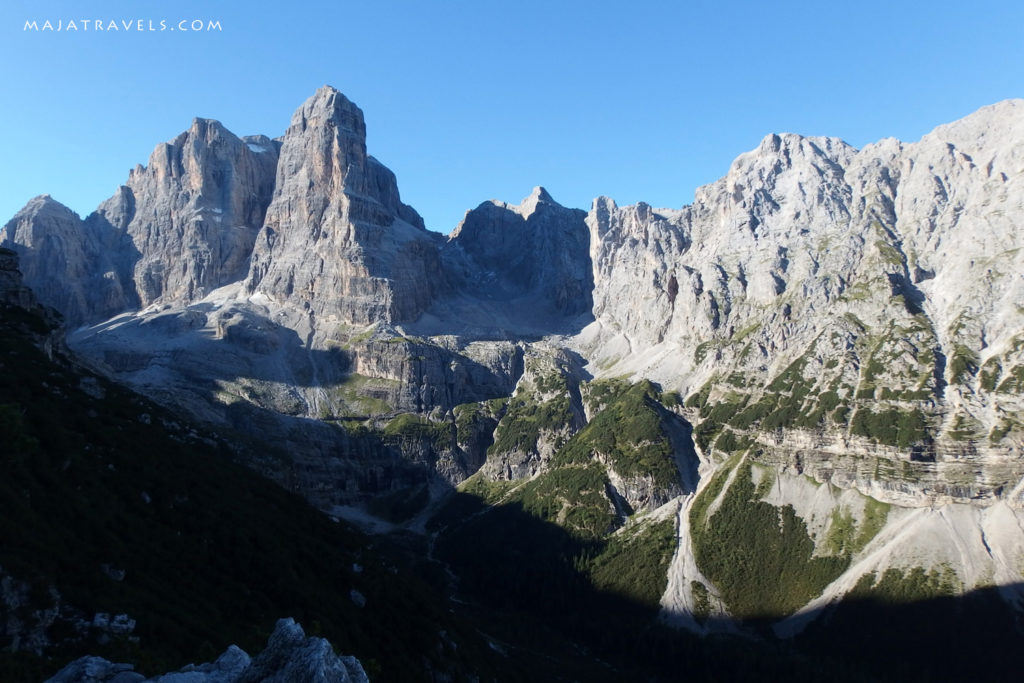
[0,304,509,683]
[66,304,524,510]
[7,294,1023,683]
[69,302,522,409]
[428,486,1024,682]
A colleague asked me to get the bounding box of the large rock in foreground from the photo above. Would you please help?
[45,618,369,683]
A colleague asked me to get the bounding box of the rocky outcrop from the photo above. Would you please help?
[0,247,37,310]
[443,186,592,320]
[45,618,368,683]
[0,197,133,325]
[101,119,280,307]
[246,86,442,326]
[1,120,279,325]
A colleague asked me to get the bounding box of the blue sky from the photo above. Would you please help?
[2,0,1022,234]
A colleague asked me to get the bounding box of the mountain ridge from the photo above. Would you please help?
[4,88,1024,650]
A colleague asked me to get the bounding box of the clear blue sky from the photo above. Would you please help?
[2,0,1022,234]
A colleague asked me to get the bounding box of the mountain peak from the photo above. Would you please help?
[291,85,365,137]
[519,185,556,217]
[529,186,554,202]
[8,194,79,222]
[923,98,1024,168]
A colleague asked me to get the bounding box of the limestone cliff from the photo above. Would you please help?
[1,196,133,325]
[246,86,442,326]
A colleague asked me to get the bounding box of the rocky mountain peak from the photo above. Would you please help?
[11,194,77,219]
[922,98,1024,174]
[244,86,438,327]
[293,84,366,136]
[444,187,593,321]
[106,115,281,307]
[1,195,133,325]
[519,185,555,217]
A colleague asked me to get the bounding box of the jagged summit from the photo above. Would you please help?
[441,185,592,326]
[921,98,1024,175]
[519,185,556,218]
[10,194,79,219]
[244,84,437,326]
[452,185,561,231]
[293,84,365,132]
[1,193,130,325]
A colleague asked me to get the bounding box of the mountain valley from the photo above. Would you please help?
[3,87,1024,681]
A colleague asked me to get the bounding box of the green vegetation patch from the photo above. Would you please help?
[688,454,741,528]
[714,428,753,455]
[684,381,712,410]
[589,519,677,607]
[382,413,452,451]
[980,358,1002,392]
[457,472,520,504]
[949,345,980,384]
[825,498,889,557]
[848,565,960,604]
[690,581,712,621]
[849,407,927,448]
[997,364,1024,394]
[556,380,679,489]
[489,390,571,456]
[452,401,501,446]
[690,460,848,618]
[508,464,615,538]
[331,373,396,416]
[583,377,632,413]
[947,413,982,441]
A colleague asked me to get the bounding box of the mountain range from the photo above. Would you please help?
[4,87,1024,680]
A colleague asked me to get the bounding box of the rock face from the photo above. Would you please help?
[576,101,1024,503]
[246,86,442,326]
[444,186,592,321]
[0,247,37,310]
[45,618,369,683]
[1,124,278,325]
[99,118,280,307]
[0,197,133,325]
[6,91,1024,633]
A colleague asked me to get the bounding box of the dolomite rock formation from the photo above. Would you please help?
[581,101,1024,421]
[444,186,592,320]
[102,118,280,306]
[568,101,1024,517]
[246,86,442,326]
[45,618,369,683]
[1,197,133,325]
[6,91,1024,626]
[0,120,279,324]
